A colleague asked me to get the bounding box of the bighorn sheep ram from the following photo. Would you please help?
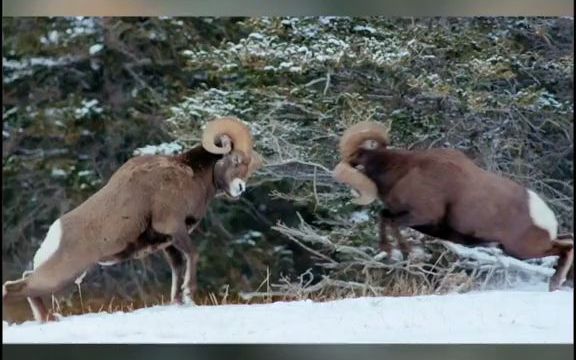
[3,117,262,322]
[333,121,573,292]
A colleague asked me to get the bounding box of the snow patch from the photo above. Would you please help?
[3,289,572,343]
[318,16,339,25]
[89,44,104,55]
[441,241,557,277]
[67,17,97,38]
[248,32,265,41]
[40,30,60,45]
[233,232,260,246]
[74,99,103,119]
[3,56,78,83]
[77,170,93,177]
[133,142,183,156]
[350,210,370,224]
[353,25,376,34]
[51,168,67,177]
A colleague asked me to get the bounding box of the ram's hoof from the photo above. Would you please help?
[40,312,62,323]
[182,296,197,306]
[389,249,404,262]
[374,251,388,261]
[171,298,184,305]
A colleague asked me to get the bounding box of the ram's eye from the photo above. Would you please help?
[361,139,379,150]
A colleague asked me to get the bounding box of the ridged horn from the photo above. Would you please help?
[333,161,378,205]
[339,121,389,161]
[201,117,253,155]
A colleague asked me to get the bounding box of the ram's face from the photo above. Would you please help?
[214,150,250,199]
[348,152,367,172]
[343,149,376,181]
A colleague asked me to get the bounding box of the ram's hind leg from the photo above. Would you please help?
[19,270,58,322]
[3,250,90,322]
[557,234,574,286]
[3,274,54,323]
[378,211,394,256]
[547,236,574,292]
[392,226,412,260]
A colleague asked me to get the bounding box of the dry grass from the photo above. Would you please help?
[2,254,555,325]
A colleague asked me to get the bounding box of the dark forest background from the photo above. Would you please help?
[2,17,573,320]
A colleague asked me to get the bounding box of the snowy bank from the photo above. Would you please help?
[3,285,572,344]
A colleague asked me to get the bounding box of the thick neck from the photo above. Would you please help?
[360,148,414,196]
[175,146,222,191]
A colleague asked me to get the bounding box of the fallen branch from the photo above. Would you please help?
[438,241,556,277]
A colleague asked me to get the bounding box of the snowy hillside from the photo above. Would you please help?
[3,284,572,343]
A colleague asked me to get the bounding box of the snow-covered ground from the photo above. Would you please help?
[3,283,573,343]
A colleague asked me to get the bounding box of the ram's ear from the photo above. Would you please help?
[360,139,379,150]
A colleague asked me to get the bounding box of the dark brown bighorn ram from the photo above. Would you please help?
[333,121,573,292]
[3,117,263,322]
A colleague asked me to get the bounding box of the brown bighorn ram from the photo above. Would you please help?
[333,121,573,292]
[3,117,262,322]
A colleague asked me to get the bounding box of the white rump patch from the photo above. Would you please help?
[527,190,558,240]
[229,178,246,197]
[33,219,62,269]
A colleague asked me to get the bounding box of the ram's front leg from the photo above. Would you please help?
[379,209,413,259]
[378,210,394,255]
[171,229,199,305]
[163,246,184,304]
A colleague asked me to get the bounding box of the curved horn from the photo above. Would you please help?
[202,117,253,155]
[339,121,389,161]
[333,161,378,205]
